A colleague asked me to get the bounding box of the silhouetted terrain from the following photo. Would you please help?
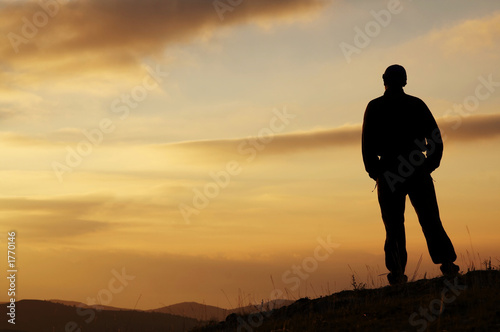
[0,299,201,332]
[49,299,129,311]
[0,298,291,332]
[193,270,500,332]
[1,270,498,331]
[151,300,293,322]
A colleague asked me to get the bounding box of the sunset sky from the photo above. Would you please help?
[1,0,499,311]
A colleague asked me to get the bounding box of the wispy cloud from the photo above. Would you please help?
[162,113,500,158]
[426,11,500,59]
[0,194,155,241]
[441,113,500,141]
[0,0,327,75]
[3,113,500,153]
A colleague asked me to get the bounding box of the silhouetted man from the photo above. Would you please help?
[362,64,459,285]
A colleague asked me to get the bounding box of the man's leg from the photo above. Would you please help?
[408,174,457,267]
[378,177,408,280]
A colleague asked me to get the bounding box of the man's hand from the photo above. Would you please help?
[424,158,440,174]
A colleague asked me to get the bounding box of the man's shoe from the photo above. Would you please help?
[440,262,460,277]
[387,272,408,285]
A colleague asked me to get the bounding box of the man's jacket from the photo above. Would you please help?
[362,88,443,181]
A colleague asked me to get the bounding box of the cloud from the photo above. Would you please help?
[387,11,500,62]
[0,191,188,242]
[427,11,500,59]
[0,132,50,146]
[0,108,18,121]
[0,194,118,240]
[440,113,500,142]
[170,123,360,155]
[3,112,499,157]
[398,12,500,86]
[162,112,500,158]
[0,194,110,213]
[0,0,327,76]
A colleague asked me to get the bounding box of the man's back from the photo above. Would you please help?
[362,88,443,180]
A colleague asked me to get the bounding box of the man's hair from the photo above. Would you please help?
[383,64,407,88]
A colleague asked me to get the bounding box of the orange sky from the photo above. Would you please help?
[0,0,499,310]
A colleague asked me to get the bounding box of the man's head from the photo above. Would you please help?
[383,64,407,88]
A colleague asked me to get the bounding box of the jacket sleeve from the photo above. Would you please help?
[362,102,380,180]
[421,101,443,172]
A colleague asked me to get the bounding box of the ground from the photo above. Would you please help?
[193,269,500,332]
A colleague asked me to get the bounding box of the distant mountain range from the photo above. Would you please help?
[149,299,294,321]
[0,298,293,332]
[49,299,130,311]
[0,299,200,332]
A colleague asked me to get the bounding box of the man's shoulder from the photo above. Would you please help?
[367,95,385,107]
[366,92,427,110]
[403,93,426,105]
[404,93,424,103]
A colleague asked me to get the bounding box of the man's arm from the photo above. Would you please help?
[421,101,443,173]
[362,102,380,180]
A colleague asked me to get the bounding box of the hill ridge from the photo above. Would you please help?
[193,270,500,332]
